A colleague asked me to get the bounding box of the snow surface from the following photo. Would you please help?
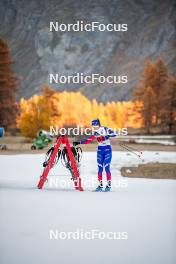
[0,151,176,264]
[118,135,176,145]
[133,139,175,145]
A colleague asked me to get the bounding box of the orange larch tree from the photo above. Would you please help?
[0,38,18,130]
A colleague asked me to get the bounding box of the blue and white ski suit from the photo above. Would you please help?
[80,127,116,181]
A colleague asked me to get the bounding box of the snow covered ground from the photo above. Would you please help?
[118,135,176,145]
[0,151,176,264]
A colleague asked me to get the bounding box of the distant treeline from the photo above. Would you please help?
[134,58,176,134]
[17,87,142,138]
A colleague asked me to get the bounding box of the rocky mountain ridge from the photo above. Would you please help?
[0,0,175,101]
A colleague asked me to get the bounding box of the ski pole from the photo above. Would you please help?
[120,142,143,156]
[119,144,140,157]
[119,142,142,159]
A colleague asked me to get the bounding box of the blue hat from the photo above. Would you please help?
[91,119,100,126]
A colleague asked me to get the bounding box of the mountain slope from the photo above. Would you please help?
[0,0,175,101]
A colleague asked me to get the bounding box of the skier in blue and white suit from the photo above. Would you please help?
[73,119,116,191]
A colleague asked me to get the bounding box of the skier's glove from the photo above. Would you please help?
[73,141,80,146]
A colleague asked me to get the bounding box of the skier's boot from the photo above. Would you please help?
[104,181,111,192]
[95,180,103,192]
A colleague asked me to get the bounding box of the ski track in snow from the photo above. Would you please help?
[0,151,176,264]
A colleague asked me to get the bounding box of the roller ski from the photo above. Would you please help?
[38,136,83,191]
[104,181,111,192]
[94,181,103,192]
